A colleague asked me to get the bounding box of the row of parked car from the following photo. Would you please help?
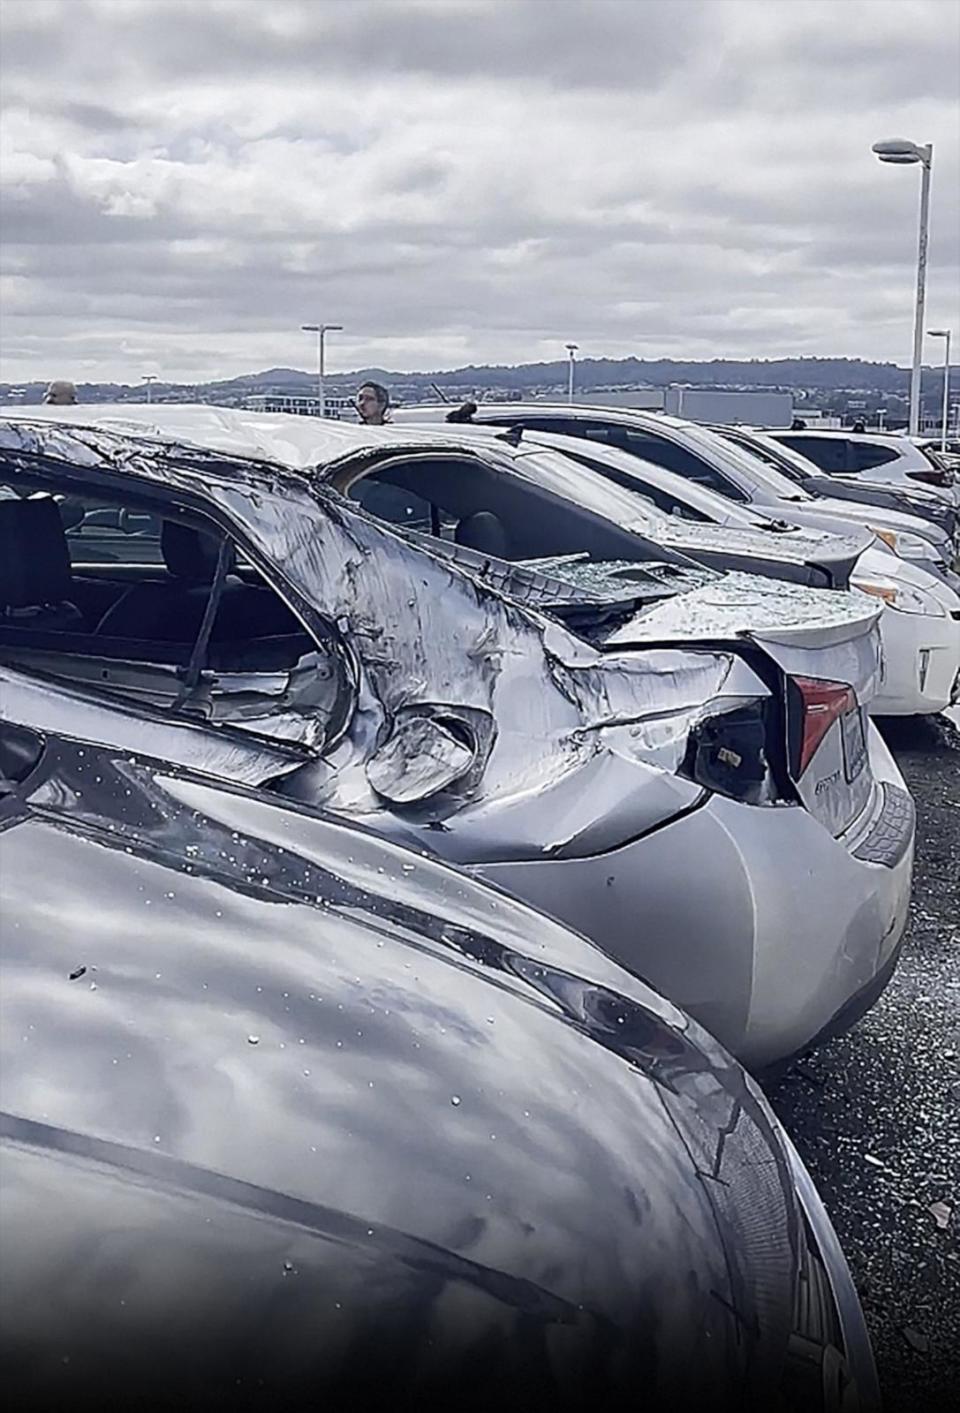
[1,400,956,1409]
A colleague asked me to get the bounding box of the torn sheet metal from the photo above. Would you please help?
[0,417,867,860]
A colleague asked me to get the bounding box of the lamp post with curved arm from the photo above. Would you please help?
[872,139,933,437]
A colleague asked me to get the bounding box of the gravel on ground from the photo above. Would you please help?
[765,713,960,1412]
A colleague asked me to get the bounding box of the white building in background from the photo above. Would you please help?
[570,387,794,426]
[661,388,794,426]
[244,392,356,419]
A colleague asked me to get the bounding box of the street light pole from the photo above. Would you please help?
[872,139,933,437]
[565,343,578,404]
[927,329,952,452]
[910,154,933,438]
[301,323,343,418]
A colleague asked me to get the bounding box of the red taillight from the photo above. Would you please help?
[794,676,856,775]
[907,467,950,488]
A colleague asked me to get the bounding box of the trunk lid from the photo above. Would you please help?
[598,571,882,838]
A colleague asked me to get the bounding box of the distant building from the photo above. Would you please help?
[244,392,356,419]
[661,388,793,426]
[566,387,795,425]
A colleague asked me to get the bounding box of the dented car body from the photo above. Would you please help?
[0,409,915,1066]
[0,718,879,1410]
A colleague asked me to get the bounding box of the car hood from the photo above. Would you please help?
[645,514,868,579]
[0,729,804,1406]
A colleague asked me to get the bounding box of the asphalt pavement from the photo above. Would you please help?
[765,712,960,1412]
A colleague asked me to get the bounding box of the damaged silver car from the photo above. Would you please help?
[0,408,915,1068]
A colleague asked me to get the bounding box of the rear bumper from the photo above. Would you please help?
[474,730,913,1071]
[786,930,903,1060]
[870,600,960,714]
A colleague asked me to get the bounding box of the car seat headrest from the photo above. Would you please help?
[0,496,73,610]
[454,511,509,559]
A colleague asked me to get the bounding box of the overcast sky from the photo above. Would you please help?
[1,0,958,385]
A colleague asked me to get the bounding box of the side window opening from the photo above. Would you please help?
[851,443,899,472]
[781,436,849,475]
[614,431,749,501]
[0,478,352,749]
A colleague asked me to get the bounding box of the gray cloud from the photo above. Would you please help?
[1,0,958,383]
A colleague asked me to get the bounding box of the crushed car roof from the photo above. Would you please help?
[0,402,511,472]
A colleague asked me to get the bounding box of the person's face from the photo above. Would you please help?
[356,386,383,424]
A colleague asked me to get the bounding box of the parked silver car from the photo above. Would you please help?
[390,404,959,714]
[0,407,914,1067]
[0,706,880,1410]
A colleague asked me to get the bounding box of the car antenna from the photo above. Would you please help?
[495,425,524,447]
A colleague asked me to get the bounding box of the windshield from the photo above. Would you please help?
[713,428,819,485]
[678,423,814,502]
[519,434,783,531]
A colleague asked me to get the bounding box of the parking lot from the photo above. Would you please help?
[767,712,960,1411]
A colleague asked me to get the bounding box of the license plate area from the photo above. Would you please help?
[841,706,867,783]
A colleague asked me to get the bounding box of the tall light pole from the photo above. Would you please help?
[927,328,952,452]
[872,138,933,437]
[301,323,343,418]
[142,374,157,404]
[565,343,578,404]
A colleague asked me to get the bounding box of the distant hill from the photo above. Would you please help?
[2,354,954,405]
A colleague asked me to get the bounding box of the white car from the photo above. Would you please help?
[770,428,958,506]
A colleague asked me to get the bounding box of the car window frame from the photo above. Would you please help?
[0,464,358,756]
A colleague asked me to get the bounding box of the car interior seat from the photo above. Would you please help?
[454,510,509,559]
[95,521,303,645]
[95,521,239,641]
[0,496,84,630]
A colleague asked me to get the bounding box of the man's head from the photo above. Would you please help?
[43,380,77,406]
[356,382,390,425]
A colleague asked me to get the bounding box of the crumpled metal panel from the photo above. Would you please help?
[0,421,760,847]
[0,665,307,787]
